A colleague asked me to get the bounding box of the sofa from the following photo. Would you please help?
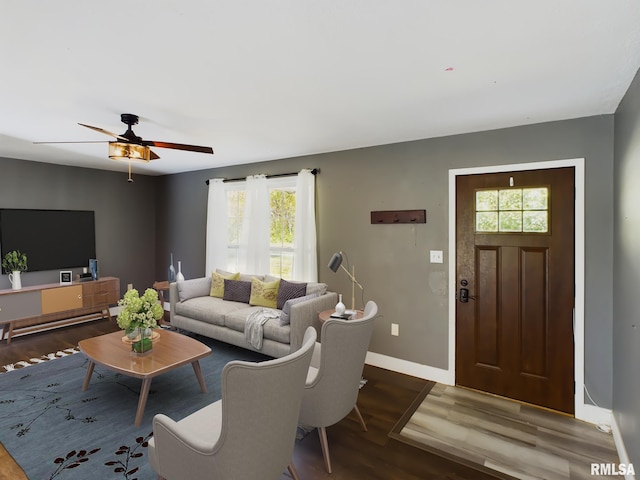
[169,271,338,358]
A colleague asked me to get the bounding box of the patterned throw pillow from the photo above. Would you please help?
[249,277,281,308]
[223,279,252,303]
[210,271,240,298]
[276,279,308,310]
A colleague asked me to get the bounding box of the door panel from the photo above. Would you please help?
[456,167,574,414]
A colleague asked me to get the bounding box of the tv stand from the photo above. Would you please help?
[0,277,120,343]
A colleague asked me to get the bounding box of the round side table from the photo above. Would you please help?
[318,309,364,324]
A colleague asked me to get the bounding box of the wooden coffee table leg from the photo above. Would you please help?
[135,378,153,427]
[192,360,207,393]
[82,361,96,391]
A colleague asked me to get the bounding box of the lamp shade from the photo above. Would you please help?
[328,252,343,272]
[108,142,151,163]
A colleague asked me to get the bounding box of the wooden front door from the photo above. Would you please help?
[455,167,575,414]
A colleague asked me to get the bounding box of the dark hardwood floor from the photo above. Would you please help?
[1,319,498,480]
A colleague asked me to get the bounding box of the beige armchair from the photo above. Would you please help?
[148,327,317,480]
[298,300,378,473]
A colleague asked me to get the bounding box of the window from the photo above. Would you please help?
[225,177,298,278]
[475,187,549,233]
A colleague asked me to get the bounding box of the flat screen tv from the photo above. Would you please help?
[0,209,96,272]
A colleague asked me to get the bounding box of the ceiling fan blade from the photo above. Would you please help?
[33,140,109,144]
[143,140,214,154]
[78,123,129,141]
[150,149,160,160]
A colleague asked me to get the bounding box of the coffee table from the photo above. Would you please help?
[78,329,212,426]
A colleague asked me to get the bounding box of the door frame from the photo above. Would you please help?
[447,158,591,421]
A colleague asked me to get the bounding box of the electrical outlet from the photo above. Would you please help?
[127,283,133,290]
[391,323,399,336]
[430,250,443,263]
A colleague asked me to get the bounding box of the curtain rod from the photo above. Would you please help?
[205,168,318,185]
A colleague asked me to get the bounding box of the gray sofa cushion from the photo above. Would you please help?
[224,307,291,344]
[177,277,212,302]
[280,293,320,326]
[216,269,264,283]
[175,296,247,327]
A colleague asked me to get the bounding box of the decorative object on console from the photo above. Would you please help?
[2,250,27,291]
[59,271,72,285]
[327,251,364,311]
[116,288,164,355]
[176,260,185,282]
[89,258,99,281]
[168,253,176,283]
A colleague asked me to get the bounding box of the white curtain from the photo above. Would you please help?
[237,174,270,273]
[205,178,228,275]
[293,169,318,281]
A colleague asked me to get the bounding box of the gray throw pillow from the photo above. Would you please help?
[177,277,212,302]
[223,279,252,303]
[280,292,320,326]
[306,282,328,296]
[277,279,308,310]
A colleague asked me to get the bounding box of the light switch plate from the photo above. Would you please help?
[430,250,443,263]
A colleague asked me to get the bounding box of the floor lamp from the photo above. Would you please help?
[327,251,364,312]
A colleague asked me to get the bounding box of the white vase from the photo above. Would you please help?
[8,271,22,290]
[335,294,346,315]
[176,261,185,282]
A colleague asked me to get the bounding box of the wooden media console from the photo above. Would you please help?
[0,276,120,343]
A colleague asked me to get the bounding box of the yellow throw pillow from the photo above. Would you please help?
[249,277,281,308]
[210,271,240,298]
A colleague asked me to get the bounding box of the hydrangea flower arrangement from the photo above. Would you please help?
[116,288,164,333]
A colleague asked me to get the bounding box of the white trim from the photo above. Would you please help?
[580,404,613,427]
[365,351,451,385]
[612,414,637,480]
[447,158,588,420]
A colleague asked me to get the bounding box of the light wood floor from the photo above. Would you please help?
[393,383,622,480]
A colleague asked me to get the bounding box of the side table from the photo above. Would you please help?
[153,281,171,326]
[318,309,364,324]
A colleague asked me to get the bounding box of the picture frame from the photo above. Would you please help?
[59,271,72,285]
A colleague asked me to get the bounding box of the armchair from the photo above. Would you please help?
[148,327,317,480]
[298,300,378,473]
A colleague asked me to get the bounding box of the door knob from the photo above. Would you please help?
[458,279,476,302]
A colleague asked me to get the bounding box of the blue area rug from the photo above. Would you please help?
[0,335,270,480]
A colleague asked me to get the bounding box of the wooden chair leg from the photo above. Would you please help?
[287,461,301,480]
[318,426,332,474]
[354,404,368,431]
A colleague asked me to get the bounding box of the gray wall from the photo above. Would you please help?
[159,115,615,408]
[0,158,158,295]
[613,68,640,465]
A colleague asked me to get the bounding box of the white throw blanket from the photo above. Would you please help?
[245,308,280,350]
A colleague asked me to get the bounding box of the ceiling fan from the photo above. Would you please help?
[35,113,214,181]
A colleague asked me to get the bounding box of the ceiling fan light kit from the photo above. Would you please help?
[108,142,151,163]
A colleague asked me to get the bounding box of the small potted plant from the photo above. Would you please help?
[2,250,28,290]
[116,288,164,354]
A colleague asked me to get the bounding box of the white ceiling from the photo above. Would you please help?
[2,1,640,176]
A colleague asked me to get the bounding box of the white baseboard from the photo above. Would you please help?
[576,403,613,426]
[365,351,453,385]
[611,414,637,480]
